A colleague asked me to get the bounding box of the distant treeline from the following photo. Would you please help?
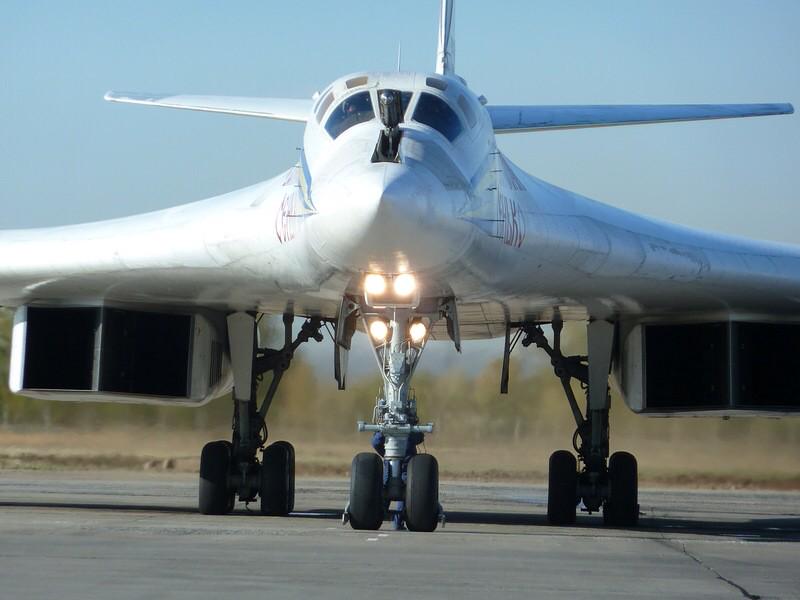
[2,309,800,448]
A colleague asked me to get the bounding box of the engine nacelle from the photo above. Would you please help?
[9,305,231,405]
[616,320,800,416]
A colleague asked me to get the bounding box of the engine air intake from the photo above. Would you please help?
[619,321,800,415]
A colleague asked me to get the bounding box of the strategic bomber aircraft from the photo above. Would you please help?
[0,1,796,531]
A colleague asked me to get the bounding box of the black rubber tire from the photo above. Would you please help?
[603,451,639,527]
[199,440,233,515]
[405,454,439,532]
[260,441,295,516]
[547,450,578,525]
[349,452,384,530]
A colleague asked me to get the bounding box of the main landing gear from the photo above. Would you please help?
[198,312,323,516]
[343,304,445,532]
[506,318,639,526]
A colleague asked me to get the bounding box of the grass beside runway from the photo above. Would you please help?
[1,427,798,490]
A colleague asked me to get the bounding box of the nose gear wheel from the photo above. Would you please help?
[348,453,385,530]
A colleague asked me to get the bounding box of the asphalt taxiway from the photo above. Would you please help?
[0,472,798,599]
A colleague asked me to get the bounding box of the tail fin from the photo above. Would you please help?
[435,0,455,76]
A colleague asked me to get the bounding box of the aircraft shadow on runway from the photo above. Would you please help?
[2,500,798,541]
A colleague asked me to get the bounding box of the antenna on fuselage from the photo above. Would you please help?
[397,42,402,72]
[436,0,455,76]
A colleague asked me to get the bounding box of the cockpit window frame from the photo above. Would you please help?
[324,90,377,140]
[457,94,477,129]
[411,92,464,143]
[316,91,335,124]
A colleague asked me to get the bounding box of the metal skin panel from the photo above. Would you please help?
[227,312,257,403]
[104,92,313,122]
[0,0,797,416]
[1,0,799,422]
[2,84,799,330]
[8,307,28,394]
[1,71,798,338]
[615,323,645,413]
[488,103,794,133]
[189,314,229,402]
[587,321,615,411]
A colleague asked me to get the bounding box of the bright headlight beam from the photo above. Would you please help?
[364,274,387,295]
[409,322,427,343]
[393,273,417,297]
[369,320,389,342]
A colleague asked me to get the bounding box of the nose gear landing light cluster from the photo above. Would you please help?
[363,273,420,309]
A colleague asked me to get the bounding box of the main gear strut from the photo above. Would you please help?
[519,320,608,512]
[504,317,638,526]
[199,312,323,516]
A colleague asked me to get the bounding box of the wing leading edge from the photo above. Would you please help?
[487,103,794,133]
[105,91,313,122]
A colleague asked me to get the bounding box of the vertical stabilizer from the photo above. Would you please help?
[435,0,455,76]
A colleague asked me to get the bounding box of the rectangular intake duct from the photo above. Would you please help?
[619,321,800,415]
[10,305,227,405]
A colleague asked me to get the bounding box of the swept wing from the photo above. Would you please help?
[487,103,793,133]
[104,91,313,122]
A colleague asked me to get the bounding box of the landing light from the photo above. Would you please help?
[409,322,427,343]
[393,273,417,297]
[363,272,420,309]
[364,274,387,295]
[369,320,389,342]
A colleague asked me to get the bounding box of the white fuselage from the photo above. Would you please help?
[3,71,800,334]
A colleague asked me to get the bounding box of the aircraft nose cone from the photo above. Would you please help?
[308,162,469,273]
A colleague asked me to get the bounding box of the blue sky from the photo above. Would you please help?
[2,0,800,375]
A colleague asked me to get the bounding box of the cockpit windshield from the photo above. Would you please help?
[412,93,463,142]
[325,91,375,139]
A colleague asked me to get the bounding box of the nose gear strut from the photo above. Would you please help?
[345,306,444,532]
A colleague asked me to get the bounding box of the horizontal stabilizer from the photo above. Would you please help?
[487,103,794,133]
[105,91,313,122]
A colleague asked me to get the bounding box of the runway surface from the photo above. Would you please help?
[0,472,798,600]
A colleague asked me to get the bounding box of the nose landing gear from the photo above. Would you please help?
[344,307,444,532]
